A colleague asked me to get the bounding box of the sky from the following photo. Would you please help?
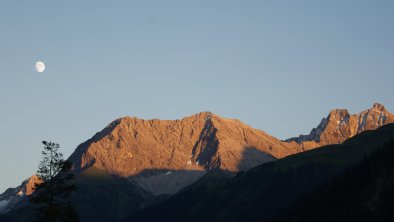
[0,0,393,192]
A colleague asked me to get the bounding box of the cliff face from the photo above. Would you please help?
[287,103,394,149]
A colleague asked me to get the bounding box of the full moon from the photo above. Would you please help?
[35,61,46,73]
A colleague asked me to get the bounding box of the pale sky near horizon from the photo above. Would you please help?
[0,0,393,192]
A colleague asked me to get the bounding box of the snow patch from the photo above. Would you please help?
[17,190,25,196]
[165,171,172,175]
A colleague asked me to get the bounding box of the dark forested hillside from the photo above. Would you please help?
[124,124,394,222]
[272,138,394,222]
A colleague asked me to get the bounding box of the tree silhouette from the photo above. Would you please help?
[30,141,78,222]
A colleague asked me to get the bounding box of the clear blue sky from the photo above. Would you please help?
[1,0,393,192]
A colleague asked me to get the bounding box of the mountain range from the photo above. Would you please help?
[127,122,394,222]
[1,103,394,221]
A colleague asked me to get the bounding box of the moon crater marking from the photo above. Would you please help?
[35,61,45,73]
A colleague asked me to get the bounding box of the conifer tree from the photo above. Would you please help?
[30,141,78,222]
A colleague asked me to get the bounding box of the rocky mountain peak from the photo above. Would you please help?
[287,103,394,149]
[0,175,43,214]
[68,112,301,177]
[189,111,215,118]
[17,175,42,196]
[356,103,391,133]
[65,112,303,195]
[328,109,350,121]
[0,175,41,199]
[372,103,386,111]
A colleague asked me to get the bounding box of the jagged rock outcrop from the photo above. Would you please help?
[0,175,42,214]
[286,103,394,149]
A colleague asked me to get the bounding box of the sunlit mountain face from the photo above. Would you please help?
[2,104,394,221]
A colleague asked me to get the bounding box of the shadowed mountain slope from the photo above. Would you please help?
[0,176,42,214]
[125,124,394,222]
[273,138,394,222]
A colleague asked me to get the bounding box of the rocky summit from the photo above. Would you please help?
[286,103,394,149]
[68,112,302,195]
[69,112,301,176]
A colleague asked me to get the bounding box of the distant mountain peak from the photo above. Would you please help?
[64,111,302,196]
[328,108,350,118]
[372,102,386,111]
[68,111,300,178]
[190,111,215,118]
[287,103,394,148]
